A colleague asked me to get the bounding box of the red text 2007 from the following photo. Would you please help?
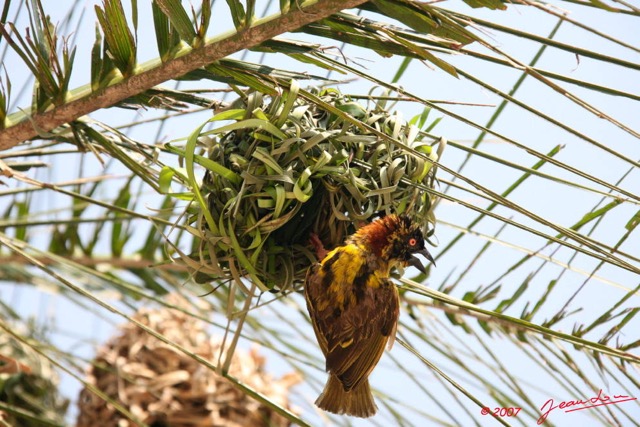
[481,407,521,417]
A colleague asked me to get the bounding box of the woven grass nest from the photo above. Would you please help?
[186,85,442,292]
[76,296,299,427]
[0,328,68,426]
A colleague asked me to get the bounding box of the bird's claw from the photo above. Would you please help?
[309,233,329,260]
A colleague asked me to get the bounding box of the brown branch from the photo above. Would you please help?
[0,0,368,150]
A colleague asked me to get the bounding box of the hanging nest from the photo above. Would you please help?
[76,297,299,427]
[0,324,68,426]
[178,84,443,292]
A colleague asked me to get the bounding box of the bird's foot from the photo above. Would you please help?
[309,233,329,260]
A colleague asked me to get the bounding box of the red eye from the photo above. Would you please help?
[408,238,417,246]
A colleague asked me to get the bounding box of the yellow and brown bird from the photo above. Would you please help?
[305,214,434,418]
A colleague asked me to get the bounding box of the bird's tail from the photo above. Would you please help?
[315,374,377,418]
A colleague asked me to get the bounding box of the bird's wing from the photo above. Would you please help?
[304,262,329,355]
[324,279,399,391]
[305,246,400,391]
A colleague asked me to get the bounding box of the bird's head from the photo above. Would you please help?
[350,214,435,273]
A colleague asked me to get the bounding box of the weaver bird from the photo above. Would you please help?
[305,214,434,417]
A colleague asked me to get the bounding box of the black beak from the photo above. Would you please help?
[407,248,436,274]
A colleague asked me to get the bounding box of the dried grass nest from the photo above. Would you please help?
[0,328,68,426]
[182,85,442,292]
[76,297,299,427]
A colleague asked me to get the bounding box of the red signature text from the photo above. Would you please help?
[537,389,637,424]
